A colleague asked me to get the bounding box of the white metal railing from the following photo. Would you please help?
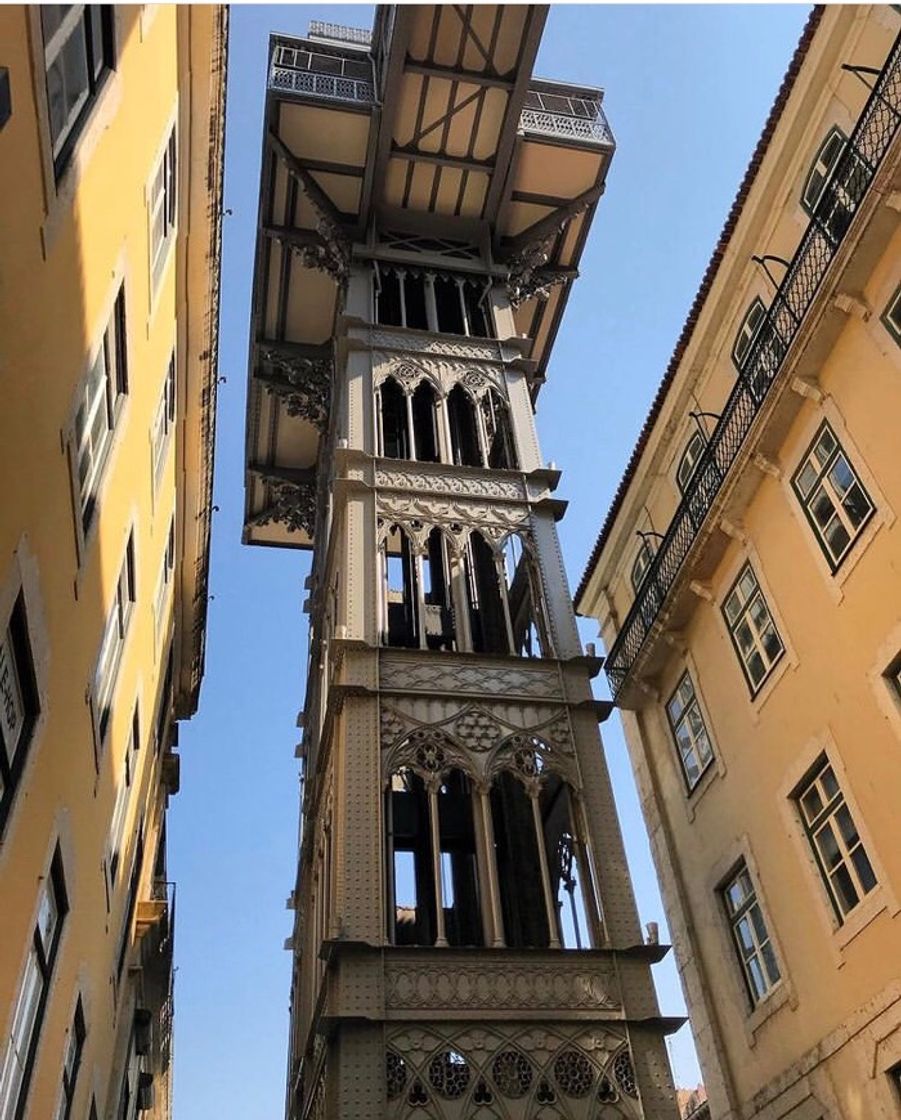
[308,20,371,46]
[520,108,613,145]
[269,49,374,105]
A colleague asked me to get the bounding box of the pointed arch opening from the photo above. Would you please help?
[463,532,509,655]
[437,769,484,947]
[448,384,483,468]
[502,534,548,658]
[411,380,440,464]
[482,388,517,469]
[381,524,419,649]
[386,768,436,946]
[379,376,410,460]
[490,770,551,948]
[422,528,455,651]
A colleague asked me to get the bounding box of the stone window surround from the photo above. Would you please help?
[778,727,899,965]
[780,397,893,603]
[145,102,180,324]
[704,834,795,1047]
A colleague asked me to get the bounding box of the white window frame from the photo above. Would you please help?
[795,757,878,923]
[721,862,782,1007]
[722,563,784,696]
[149,123,178,295]
[53,996,85,1120]
[0,848,68,1120]
[629,538,654,594]
[71,285,128,539]
[731,297,767,370]
[665,671,715,792]
[108,701,141,890]
[801,125,847,216]
[0,589,40,839]
[153,517,175,641]
[676,430,706,495]
[791,421,875,573]
[93,532,135,751]
[151,349,176,488]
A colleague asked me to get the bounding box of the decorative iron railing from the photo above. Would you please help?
[308,20,371,46]
[269,44,375,105]
[604,33,901,701]
[520,88,614,146]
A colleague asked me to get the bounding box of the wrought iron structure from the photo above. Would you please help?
[270,43,375,104]
[604,33,901,700]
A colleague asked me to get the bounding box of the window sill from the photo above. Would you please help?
[744,978,794,1046]
[833,888,888,957]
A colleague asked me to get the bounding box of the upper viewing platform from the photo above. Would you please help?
[268,22,614,150]
[245,5,615,551]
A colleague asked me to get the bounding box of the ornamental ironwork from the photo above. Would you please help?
[252,475,317,537]
[520,108,613,146]
[258,348,332,431]
[605,32,901,700]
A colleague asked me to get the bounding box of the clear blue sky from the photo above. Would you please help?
[171,5,811,1115]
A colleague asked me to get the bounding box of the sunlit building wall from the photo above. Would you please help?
[0,7,226,1119]
[577,7,901,1119]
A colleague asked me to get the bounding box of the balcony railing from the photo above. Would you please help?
[269,43,374,105]
[520,87,614,147]
[605,33,901,701]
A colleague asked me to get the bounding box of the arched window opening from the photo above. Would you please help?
[464,532,509,656]
[448,384,483,468]
[732,298,767,372]
[539,773,595,949]
[490,770,550,948]
[630,539,654,594]
[434,276,465,335]
[386,769,436,946]
[376,268,403,327]
[801,125,847,216]
[463,282,491,338]
[801,125,866,244]
[437,770,483,947]
[482,389,517,469]
[411,380,440,463]
[423,528,455,652]
[502,535,546,658]
[379,377,410,460]
[382,525,419,648]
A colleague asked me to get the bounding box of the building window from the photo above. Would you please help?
[721,862,781,1006]
[151,351,176,486]
[374,265,492,338]
[0,846,69,1120]
[0,592,40,839]
[54,997,85,1120]
[630,539,654,594]
[94,532,135,747]
[41,5,114,177]
[108,702,140,888]
[796,758,877,922]
[73,286,128,535]
[731,297,767,370]
[722,564,784,695]
[153,518,175,640]
[801,126,847,216]
[676,431,706,494]
[665,673,714,791]
[791,422,874,572]
[149,125,178,293]
[881,283,901,347]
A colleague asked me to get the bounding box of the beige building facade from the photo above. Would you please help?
[243,7,683,1119]
[0,7,225,1120]
[577,7,901,1120]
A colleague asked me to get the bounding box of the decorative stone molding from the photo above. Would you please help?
[258,348,332,431]
[380,701,574,757]
[376,493,530,549]
[252,474,317,536]
[379,657,563,700]
[385,959,619,1013]
[372,352,508,400]
[384,1022,638,1120]
[375,464,525,502]
[371,329,503,362]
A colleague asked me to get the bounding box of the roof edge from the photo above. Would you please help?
[574,4,825,611]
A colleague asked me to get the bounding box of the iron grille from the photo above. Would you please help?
[520,88,614,147]
[604,33,901,700]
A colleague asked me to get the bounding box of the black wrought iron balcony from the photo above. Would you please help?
[269,40,375,105]
[520,80,615,147]
[605,33,901,701]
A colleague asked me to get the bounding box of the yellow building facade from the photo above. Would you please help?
[577,7,901,1120]
[0,7,226,1120]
